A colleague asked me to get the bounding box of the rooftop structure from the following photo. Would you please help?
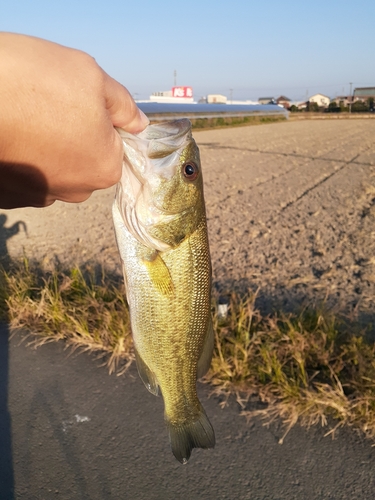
[353,87,375,98]
[276,96,291,109]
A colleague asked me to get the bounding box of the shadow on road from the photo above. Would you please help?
[0,214,27,270]
[0,308,14,499]
[0,214,28,500]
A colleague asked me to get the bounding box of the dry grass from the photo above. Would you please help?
[1,259,375,442]
[207,292,375,442]
[1,258,133,374]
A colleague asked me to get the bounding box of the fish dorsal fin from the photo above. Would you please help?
[134,347,160,396]
[142,252,174,296]
[197,316,215,379]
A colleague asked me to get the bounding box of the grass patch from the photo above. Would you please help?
[1,259,375,442]
[208,292,375,442]
[149,114,287,130]
[1,259,133,374]
[190,114,287,129]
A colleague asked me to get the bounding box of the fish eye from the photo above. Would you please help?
[182,161,199,181]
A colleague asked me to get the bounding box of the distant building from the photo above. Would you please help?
[199,95,258,105]
[353,87,375,99]
[228,99,259,105]
[207,94,227,104]
[330,92,373,106]
[331,96,351,106]
[276,95,291,109]
[331,88,375,111]
[330,96,357,107]
[149,86,194,103]
[309,93,330,107]
[297,101,308,110]
[258,97,275,105]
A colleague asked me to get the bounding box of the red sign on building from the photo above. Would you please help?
[172,86,193,98]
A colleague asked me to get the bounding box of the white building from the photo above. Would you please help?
[207,94,227,104]
[149,86,194,103]
[309,93,330,107]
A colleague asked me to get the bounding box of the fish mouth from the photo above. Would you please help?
[115,119,196,251]
[116,119,192,156]
[116,119,193,181]
[137,119,193,159]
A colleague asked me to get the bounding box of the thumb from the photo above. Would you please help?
[104,73,149,133]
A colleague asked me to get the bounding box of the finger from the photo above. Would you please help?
[103,73,149,133]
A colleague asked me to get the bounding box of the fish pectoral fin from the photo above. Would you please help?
[142,252,174,296]
[134,347,160,396]
[197,316,215,379]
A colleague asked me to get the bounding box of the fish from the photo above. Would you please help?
[112,118,215,464]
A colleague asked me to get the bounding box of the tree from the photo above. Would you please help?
[328,101,340,113]
[352,100,368,112]
[307,101,320,112]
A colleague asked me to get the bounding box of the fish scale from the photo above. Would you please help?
[113,119,215,463]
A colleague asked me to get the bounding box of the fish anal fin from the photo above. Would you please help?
[197,316,214,379]
[166,409,215,464]
[142,252,174,296]
[134,347,159,396]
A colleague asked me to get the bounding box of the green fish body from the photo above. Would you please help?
[112,119,215,463]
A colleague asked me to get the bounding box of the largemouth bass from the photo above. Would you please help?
[112,119,215,464]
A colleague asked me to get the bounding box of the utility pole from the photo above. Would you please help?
[349,82,353,113]
[174,70,177,87]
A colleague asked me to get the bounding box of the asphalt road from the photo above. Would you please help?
[2,323,375,500]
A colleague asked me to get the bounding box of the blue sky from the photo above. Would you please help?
[1,0,374,101]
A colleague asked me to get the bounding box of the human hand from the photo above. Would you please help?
[0,33,149,209]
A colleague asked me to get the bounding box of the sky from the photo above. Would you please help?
[1,0,374,102]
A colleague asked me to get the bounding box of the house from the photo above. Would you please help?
[297,101,308,110]
[309,94,330,107]
[330,93,371,106]
[276,96,291,109]
[330,95,352,107]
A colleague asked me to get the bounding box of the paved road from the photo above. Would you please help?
[2,324,375,500]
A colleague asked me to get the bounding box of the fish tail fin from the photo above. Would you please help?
[166,410,215,464]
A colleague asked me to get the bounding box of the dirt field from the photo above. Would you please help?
[3,119,375,318]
